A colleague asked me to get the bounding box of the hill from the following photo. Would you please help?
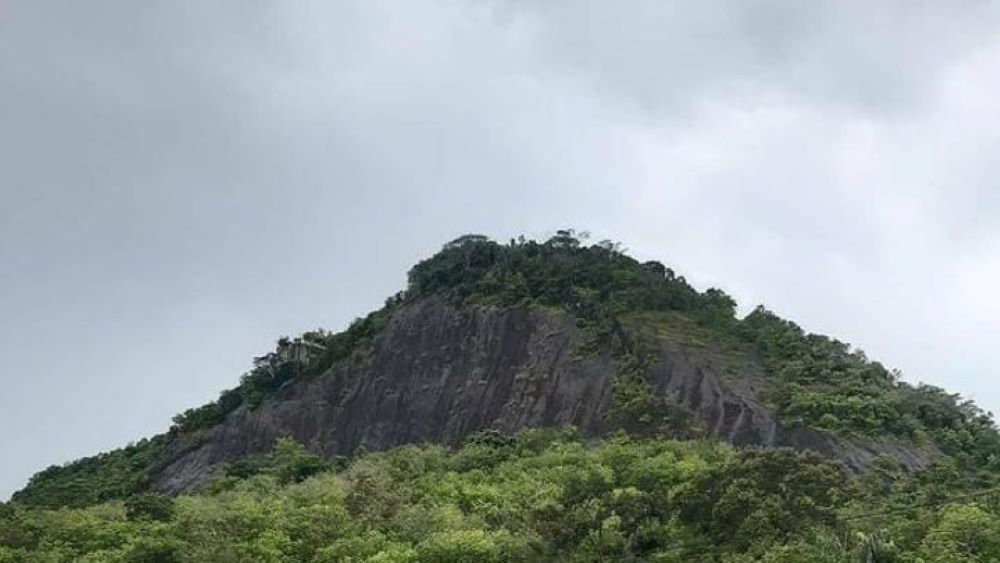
[4,231,1000,561]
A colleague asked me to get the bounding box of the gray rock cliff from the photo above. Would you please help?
[149,298,935,494]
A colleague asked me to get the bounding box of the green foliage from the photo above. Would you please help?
[171,402,225,434]
[919,503,1000,561]
[676,448,846,551]
[11,436,168,508]
[219,438,331,487]
[9,432,1000,561]
[606,347,699,438]
[269,438,331,484]
[740,306,1000,465]
[122,534,184,563]
[124,493,174,522]
[406,230,716,326]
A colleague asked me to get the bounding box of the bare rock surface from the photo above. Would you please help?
[149,298,936,494]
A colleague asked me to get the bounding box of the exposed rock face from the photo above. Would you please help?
[149,298,936,494]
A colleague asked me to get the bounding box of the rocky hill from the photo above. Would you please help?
[11,232,991,507]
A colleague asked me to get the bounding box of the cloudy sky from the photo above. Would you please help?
[2,1,999,499]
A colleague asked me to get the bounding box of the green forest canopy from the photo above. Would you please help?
[5,431,1000,561]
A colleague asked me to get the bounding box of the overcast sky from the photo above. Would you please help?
[2,1,999,500]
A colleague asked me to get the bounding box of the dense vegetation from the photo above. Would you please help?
[738,307,1000,467]
[10,437,169,510]
[9,231,1000,560]
[5,430,1000,562]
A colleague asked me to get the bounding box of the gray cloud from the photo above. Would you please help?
[511,0,999,114]
[1,0,998,499]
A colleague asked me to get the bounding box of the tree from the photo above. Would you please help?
[268,438,330,484]
[125,493,174,522]
[920,504,1000,562]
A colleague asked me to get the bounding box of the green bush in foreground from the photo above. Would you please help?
[5,430,1000,562]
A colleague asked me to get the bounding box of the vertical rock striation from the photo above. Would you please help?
[149,298,935,494]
